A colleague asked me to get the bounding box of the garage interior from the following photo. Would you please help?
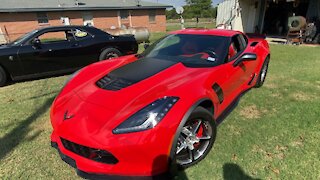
[262,0,320,44]
[263,0,309,35]
[217,0,320,44]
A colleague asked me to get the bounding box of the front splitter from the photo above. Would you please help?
[51,142,171,180]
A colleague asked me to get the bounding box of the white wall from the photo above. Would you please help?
[216,0,236,26]
[239,0,260,33]
[217,0,260,33]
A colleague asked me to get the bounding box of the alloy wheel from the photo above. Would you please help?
[176,119,212,165]
[260,62,268,83]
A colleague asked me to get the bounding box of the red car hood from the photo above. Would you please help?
[53,57,216,140]
[73,58,212,118]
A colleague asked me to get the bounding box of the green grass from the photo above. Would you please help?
[1,34,320,179]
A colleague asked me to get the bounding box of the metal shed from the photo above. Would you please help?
[217,0,320,35]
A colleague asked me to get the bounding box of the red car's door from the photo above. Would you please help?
[212,34,258,117]
[226,34,258,95]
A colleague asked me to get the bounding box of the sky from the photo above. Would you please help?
[143,0,223,7]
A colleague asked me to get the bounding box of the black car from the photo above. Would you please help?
[0,25,138,86]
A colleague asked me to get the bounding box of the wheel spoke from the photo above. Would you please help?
[188,148,194,162]
[176,144,185,154]
[198,136,211,140]
[193,120,202,134]
[176,136,187,154]
[182,127,193,136]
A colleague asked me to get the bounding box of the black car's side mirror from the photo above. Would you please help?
[233,53,257,67]
[144,43,150,50]
[32,38,41,48]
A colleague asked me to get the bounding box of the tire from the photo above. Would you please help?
[255,57,270,88]
[99,48,122,61]
[0,66,7,87]
[173,107,217,169]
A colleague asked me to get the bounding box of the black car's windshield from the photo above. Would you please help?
[9,30,38,45]
[141,34,230,67]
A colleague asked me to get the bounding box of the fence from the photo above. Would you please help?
[0,26,9,44]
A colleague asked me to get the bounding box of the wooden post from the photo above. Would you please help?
[3,25,10,43]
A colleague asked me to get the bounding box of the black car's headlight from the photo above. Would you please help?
[113,96,179,134]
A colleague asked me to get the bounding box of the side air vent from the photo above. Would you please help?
[250,42,259,47]
[212,83,224,104]
[96,75,135,91]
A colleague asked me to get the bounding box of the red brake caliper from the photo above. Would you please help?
[194,121,203,148]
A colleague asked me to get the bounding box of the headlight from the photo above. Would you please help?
[113,96,179,134]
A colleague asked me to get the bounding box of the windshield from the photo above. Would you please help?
[9,30,38,45]
[141,34,230,67]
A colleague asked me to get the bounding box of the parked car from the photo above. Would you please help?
[0,25,138,86]
[50,29,270,179]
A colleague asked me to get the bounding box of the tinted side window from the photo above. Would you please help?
[238,34,248,49]
[38,31,68,43]
[227,35,242,62]
[227,34,248,62]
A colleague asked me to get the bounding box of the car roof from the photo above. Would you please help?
[39,25,92,29]
[36,25,96,31]
[34,25,108,35]
[169,29,241,37]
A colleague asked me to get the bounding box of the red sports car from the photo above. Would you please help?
[50,29,270,179]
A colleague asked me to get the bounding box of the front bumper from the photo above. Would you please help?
[50,89,187,178]
[51,141,171,180]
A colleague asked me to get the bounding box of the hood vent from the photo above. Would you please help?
[96,58,177,91]
[96,75,135,91]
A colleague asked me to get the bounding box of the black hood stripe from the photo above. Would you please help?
[96,58,177,91]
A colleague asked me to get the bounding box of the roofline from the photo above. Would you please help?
[0,6,172,13]
[37,25,93,29]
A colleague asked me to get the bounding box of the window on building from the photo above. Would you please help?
[149,10,156,23]
[120,10,129,20]
[37,12,49,24]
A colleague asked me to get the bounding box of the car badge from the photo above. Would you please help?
[63,110,74,121]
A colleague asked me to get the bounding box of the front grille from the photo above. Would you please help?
[96,75,135,91]
[60,138,118,164]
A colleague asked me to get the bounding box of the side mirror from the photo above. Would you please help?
[32,38,41,48]
[144,43,150,50]
[233,53,257,67]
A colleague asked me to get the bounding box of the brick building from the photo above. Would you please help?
[0,0,171,44]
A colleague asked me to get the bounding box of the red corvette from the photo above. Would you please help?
[50,29,270,179]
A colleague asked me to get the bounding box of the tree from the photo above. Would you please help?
[166,0,218,20]
[166,9,179,19]
[185,0,213,18]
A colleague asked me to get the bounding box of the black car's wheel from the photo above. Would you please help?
[99,48,122,61]
[0,66,7,87]
[174,107,217,168]
[255,57,270,88]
